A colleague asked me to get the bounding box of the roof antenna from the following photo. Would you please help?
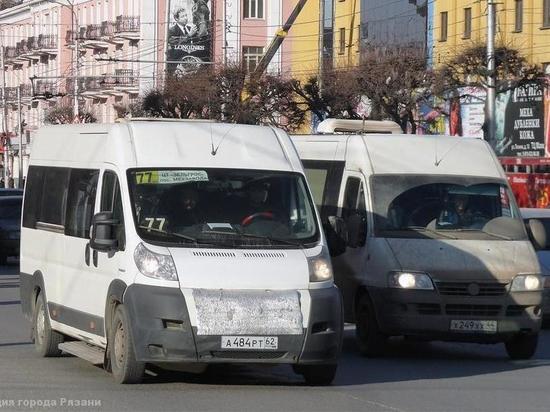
[211,124,237,156]
[210,123,215,156]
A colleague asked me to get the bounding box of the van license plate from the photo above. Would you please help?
[450,320,497,333]
[221,336,278,350]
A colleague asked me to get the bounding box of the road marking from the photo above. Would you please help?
[337,392,407,412]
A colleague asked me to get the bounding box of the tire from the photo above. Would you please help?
[355,293,387,357]
[110,304,145,384]
[33,293,63,357]
[295,364,337,386]
[505,333,539,360]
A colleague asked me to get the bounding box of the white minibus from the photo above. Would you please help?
[20,120,343,384]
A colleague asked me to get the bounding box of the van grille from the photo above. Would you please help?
[242,252,286,259]
[445,304,501,317]
[192,251,237,258]
[436,281,508,296]
[416,303,441,315]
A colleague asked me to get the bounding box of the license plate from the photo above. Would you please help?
[221,336,278,350]
[450,320,497,333]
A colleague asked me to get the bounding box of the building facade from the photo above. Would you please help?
[433,0,550,69]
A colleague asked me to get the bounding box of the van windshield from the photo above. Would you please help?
[128,169,319,248]
[372,175,527,240]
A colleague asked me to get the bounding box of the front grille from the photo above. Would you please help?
[416,303,441,315]
[436,281,508,296]
[506,305,530,317]
[445,304,501,317]
[210,351,286,360]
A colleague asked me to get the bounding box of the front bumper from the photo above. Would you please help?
[123,284,343,364]
[369,287,542,343]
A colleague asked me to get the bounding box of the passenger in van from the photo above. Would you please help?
[165,185,205,230]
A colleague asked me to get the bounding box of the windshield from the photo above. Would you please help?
[128,169,319,248]
[372,175,527,240]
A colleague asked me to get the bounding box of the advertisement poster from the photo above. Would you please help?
[458,87,486,138]
[545,81,550,156]
[166,0,212,76]
[497,82,545,157]
[508,173,550,208]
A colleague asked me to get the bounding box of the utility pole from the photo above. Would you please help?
[16,85,23,189]
[486,0,496,145]
[0,45,9,188]
[318,0,325,95]
[71,1,79,119]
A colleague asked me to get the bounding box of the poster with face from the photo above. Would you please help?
[166,0,212,76]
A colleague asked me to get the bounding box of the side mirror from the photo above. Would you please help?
[326,215,347,257]
[527,219,547,251]
[347,212,367,248]
[90,211,119,252]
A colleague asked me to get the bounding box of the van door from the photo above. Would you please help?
[332,172,369,320]
[57,168,102,337]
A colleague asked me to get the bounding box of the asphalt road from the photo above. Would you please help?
[2,263,550,412]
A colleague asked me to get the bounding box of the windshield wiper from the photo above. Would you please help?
[202,230,304,248]
[451,228,513,241]
[398,226,458,240]
[137,225,200,244]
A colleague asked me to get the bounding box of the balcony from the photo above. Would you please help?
[38,34,58,51]
[1,85,33,102]
[82,24,109,49]
[114,15,140,40]
[3,47,17,62]
[66,71,138,97]
[101,21,116,38]
[14,40,30,61]
[65,30,77,46]
[114,69,138,89]
[35,80,59,97]
[27,36,39,51]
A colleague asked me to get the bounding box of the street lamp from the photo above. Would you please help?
[49,0,79,118]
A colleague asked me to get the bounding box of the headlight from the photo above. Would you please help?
[510,275,542,292]
[308,247,333,282]
[388,272,434,290]
[134,243,178,281]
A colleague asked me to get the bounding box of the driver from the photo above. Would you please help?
[439,194,474,227]
[241,181,276,227]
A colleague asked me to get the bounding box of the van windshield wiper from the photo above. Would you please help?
[137,225,200,244]
[202,230,304,248]
[398,226,458,240]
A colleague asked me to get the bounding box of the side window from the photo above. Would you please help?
[101,171,125,250]
[302,160,345,224]
[342,177,360,219]
[40,167,71,227]
[65,169,99,238]
[23,166,45,229]
[343,176,368,248]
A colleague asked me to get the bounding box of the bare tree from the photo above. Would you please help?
[44,104,96,124]
[355,48,434,133]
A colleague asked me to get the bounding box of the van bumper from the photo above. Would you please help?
[369,287,542,342]
[124,284,342,364]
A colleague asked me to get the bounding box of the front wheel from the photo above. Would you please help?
[33,292,63,357]
[110,305,145,384]
[355,293,387,357]
[505,333,538,360]
[294,364,337,386]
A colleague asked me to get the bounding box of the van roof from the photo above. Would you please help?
[30,121,302,173]
[291,134,504,179]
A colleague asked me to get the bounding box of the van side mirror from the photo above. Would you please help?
[326,215,347,257]
[347,212,367,248]
[527,219,547,251]
[90,211,119,252]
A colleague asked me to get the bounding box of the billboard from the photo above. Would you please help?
[459,87,486,138]
[496,82,545,157]
[508,173,550,208]
[166,0,212,76]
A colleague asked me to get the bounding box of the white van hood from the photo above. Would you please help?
[385,239,540,282]
[169,248,309,290]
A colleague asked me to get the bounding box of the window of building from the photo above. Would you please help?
[464,8,472,38]
[339,27,346,54]
[514,0,523,32]
[545,0,550,27]
[243,46,264,73]
[65,169,99,239]
[243,0,264,19]
[440,11,448,41]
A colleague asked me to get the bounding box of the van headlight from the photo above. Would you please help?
[134,243,178,281]
[388,272,434,290]
[308,247,333,282]
[510,275,542,292]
